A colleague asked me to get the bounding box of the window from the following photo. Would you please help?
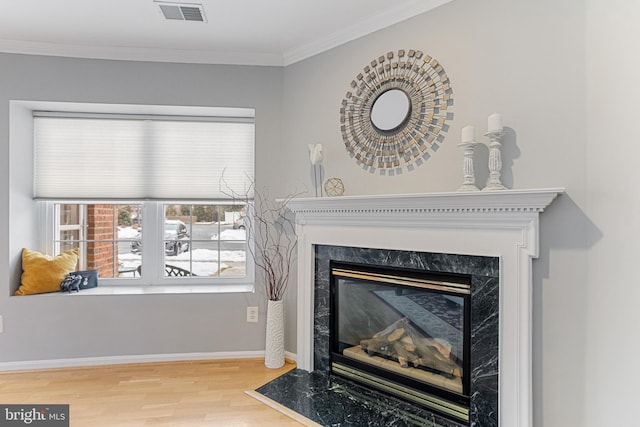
[50,202,248,282]
[35,109,255,288]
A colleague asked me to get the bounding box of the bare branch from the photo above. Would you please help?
[219,172,304,301]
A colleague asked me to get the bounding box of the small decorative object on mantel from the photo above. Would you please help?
[339,49,453,175]
[457,125,480,192]
[483,113,508,191]
[308,143,324,197]
[323,177,345,197]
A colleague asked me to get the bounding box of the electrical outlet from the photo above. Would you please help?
[247,306,259,323]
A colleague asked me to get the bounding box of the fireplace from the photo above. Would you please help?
[330,260,472,422]
[314,246,498,425]
[287,189,563,426]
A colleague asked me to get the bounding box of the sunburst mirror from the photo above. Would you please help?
[339,49,453,175]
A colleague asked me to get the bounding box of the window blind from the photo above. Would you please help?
[33,114,255,200]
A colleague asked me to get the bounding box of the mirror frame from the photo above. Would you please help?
[340,49,453,174]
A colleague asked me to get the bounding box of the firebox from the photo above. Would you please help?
[330,260,472,423]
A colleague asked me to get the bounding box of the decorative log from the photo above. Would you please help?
[372,318,408,338]
[415,342,450,363]
[360,337,391,355]
[415,358,462,378]
[392,341,410,368]
[387,328,405,342]
[401,336,416,352]
[422,338,452,359]
[359,318,462,379]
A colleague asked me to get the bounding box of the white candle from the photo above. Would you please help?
[488,113,503,132]
[461,125,476,143]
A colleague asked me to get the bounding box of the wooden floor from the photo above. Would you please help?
[0,358,303,426]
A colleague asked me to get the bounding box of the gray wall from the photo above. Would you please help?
[282,1,590,426]
[585,2,640,427]
[0,53,287,361]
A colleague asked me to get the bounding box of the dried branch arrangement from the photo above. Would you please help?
[220,174,303,301]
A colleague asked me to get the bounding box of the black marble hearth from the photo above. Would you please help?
[256,245,499,426]
[256,369,466,427]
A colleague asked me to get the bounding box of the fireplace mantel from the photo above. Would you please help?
[287,188,563,219]
[287,188,563,427]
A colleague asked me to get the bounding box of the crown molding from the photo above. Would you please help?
[0,39,285,67]
[282,0,454,66]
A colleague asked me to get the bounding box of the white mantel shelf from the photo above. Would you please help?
[287,188,564,216]
[287,188,564,427]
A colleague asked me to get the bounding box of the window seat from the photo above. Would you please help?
[18,283,254,296]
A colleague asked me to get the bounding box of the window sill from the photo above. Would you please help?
[21,283,254,296]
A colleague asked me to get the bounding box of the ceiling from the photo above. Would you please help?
[0,0,451,66]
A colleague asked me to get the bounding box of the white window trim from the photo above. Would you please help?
[56,204,87,270]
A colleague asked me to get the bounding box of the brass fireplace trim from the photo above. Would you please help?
[332,362,469,422]
[332,267,471,295]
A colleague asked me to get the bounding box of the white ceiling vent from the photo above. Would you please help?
[156,1,207,22]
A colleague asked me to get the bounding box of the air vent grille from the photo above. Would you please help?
[156,2,206,22]
[180,6,203,21]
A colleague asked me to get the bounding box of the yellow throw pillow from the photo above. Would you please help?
[15,248,79,295]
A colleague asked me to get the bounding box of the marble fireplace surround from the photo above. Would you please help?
[287,188,563,427]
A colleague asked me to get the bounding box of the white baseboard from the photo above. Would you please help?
[0,350,297,372]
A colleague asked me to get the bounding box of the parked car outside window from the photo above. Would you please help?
[131,219,190,255]
[233,215,246,229]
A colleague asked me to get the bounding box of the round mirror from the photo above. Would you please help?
[370,89,411,132]
[340,49,452,174]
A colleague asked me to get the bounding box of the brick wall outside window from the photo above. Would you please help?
[86,205,116,277]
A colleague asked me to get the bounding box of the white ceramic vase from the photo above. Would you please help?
[264,299,285,369]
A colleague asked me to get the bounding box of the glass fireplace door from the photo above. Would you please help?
[330,261,471,421]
